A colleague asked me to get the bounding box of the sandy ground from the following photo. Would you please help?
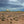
[0,18,24,24]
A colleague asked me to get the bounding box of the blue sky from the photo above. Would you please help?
[0,0,24,11]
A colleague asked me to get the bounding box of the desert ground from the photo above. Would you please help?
[0,11,24,24]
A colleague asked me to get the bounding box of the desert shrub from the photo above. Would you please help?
[13,18,15,20]
[1,16,5,21]
[10,19,12,20]
[0,17,1,19]
[10,22,12,24]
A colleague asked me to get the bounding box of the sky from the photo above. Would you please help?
[0,0,24,11]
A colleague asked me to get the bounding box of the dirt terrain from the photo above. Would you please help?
[0,11,24,24]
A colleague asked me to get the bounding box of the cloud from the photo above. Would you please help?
[0,7,24,11]
[9,0,24,6]
[9,0,17,2]
[21,3,24,6]
[0,0,24,11]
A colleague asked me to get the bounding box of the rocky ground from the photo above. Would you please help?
[0,11,24,24]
